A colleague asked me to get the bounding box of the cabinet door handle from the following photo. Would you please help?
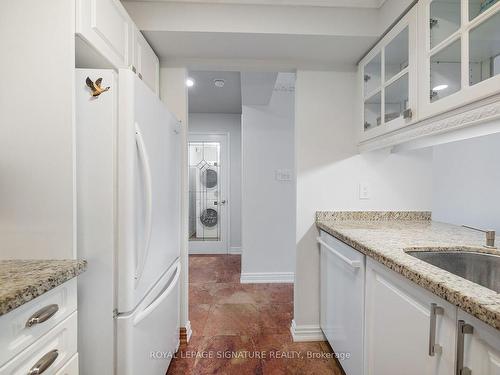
[428,303,444,356]
[28,349,58,374]
[456,320,474,375]
[25,304,59,327]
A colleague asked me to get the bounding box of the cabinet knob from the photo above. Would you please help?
[28,349,58,374]
[25,304,59,327]
[428,303,444,356]
[456,320,474,375]
[403,108,413,120]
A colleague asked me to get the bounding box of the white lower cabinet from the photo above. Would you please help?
[365,258,456,375]
[319,230,500,375]
[319,231,365,375]
[457,310,500,375]
[0,280,79,375]
[0,312,77,375]
[56,354,79,375]
[0,280,77,365]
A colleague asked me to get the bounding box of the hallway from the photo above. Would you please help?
[167,255,343,374]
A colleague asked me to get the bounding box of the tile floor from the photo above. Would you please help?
[166,254,344,374]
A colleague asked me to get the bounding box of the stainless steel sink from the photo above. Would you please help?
[406,251,500,293]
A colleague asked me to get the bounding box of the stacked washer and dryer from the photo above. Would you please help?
[189,143,220,240]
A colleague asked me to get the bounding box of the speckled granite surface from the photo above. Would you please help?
[316,211,500,330]
[0,260,87,316]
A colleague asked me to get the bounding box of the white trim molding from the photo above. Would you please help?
[359,95,500,152]
[148,0,386,9]
[185,320,192,342]
[188,248,228,255]
[240,272,294,283]
[290,320,326,342]
[229,246,242,255]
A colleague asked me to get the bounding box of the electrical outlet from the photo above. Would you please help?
[359,183,370,200]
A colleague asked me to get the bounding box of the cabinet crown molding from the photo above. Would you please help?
[359,96,500,152]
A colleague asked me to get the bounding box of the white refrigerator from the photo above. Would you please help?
[75,68,181,375]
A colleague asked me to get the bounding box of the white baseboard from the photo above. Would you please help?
[185,320,192,342]
[229,246,242,254]
[240,272,294,283]
[188,247,242,255]
[290,319,326,342]
[188,248,227,255]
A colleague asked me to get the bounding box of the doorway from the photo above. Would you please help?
[188,133,229,254]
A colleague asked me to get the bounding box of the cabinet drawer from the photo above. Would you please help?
[55,354,78,375]
[319,230,365,263]
[0,279,77,365]
[0,312,77,375]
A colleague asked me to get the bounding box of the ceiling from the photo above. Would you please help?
[127,0,386,8]
[144,31,376,70]
[188,71,242,114]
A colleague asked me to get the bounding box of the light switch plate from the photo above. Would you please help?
[359,182,370,200]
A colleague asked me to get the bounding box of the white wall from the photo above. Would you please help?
[189,113,242,250]
[0,0,75,259]
[432,131,500,233]
[241,89,296,280]
[294,70,433,332]
[378,0,415,33]
[159,67,190,333]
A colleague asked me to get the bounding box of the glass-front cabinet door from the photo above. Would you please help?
[418,0,500,119]
[360,6,417,142]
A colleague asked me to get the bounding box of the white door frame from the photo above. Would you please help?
[188,132,230,254]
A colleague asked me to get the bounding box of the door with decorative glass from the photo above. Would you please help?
[188,133,229,254]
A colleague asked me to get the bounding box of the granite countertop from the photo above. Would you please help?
[0,259,87,316]
[316,211,500,330]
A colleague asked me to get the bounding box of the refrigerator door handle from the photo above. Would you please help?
[133,262,181,325]
[134,123,153,285]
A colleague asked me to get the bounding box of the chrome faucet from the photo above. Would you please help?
[463,225,496,249]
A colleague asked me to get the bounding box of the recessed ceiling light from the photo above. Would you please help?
[432,84,448,91]
[214,79,225,88]
[186,78,195,87]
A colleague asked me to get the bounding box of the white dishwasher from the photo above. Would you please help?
[318,230,365,375]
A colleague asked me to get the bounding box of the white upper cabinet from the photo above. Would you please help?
[76,0,134,68]
[133,29,160,96]
[76,0,160,96]
[358,0,500,147]
[418,0,500,119]
[359,5,418,142]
